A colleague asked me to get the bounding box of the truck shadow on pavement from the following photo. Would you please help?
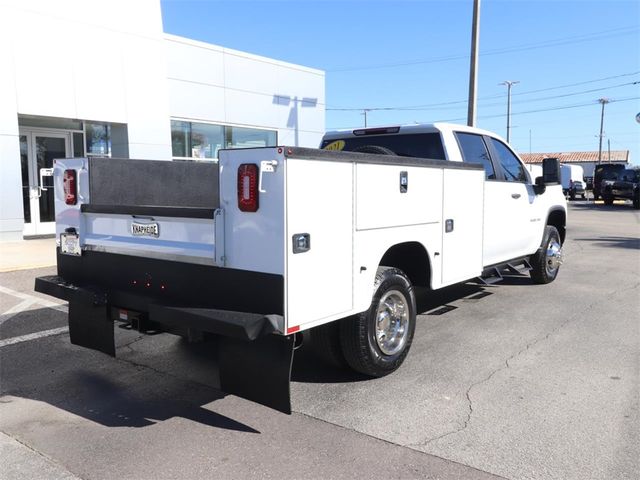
[0,315,260,433]
[573,236,640,250]
[292,282,494,384]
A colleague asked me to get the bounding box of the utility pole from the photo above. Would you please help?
[608,138,611,162]
[597,98,609,163]
[467,0,481,127]
[361,109,370,127]
[500,80,519,142]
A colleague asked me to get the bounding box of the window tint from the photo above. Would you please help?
[454,132,495,180]
[320,133,446,160]
[489,138,527,182]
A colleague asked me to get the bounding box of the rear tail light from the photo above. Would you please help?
[237,163,259,212]
[63,169,77,205]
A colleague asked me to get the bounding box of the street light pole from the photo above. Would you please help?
[467,0,481,127]
[500,80,519,142]
[597,98,609,163]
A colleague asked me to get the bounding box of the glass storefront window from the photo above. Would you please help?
[191,123,224,159]
[226,126,277,149]
[86,123,111,156]
[171,120,190,158]
[73,132,85,157]
[171,120,276,160]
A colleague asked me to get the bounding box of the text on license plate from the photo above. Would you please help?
[131,222,159,237]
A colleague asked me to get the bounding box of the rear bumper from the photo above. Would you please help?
[35,275,282,341]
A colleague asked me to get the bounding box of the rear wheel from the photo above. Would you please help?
[340,267,416,377]
[603,196,614,206]
[530,226,563,284]
[309,320,346,368]
[633,192,640,210]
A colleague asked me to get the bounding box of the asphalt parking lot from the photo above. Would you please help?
[1,201,638,480]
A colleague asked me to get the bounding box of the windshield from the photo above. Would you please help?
[320,133,446,160]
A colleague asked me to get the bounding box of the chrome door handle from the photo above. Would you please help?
[511,193,521,199]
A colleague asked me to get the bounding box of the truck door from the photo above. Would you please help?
[454,132,535,266]
[485,137,538,261]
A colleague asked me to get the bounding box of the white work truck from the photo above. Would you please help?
[36,123,566,413]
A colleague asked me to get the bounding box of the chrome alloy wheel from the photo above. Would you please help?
[375,289,410,356]
[545,239,563,276]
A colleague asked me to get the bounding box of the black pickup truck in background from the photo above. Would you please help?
[593,164,625,201]
[601,169,640,209]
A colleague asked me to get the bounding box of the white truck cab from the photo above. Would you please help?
[36,123,566,413]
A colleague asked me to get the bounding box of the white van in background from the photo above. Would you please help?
[561,164,586,200]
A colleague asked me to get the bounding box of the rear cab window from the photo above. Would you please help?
[320,133,446,160]
[454,132,496,180]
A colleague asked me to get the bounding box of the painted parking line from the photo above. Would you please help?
[0,285,67,326]
[0,327,69,348]
[0,285,65,308]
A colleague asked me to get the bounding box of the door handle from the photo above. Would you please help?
[511,193,521,199]
[39,168,54,194]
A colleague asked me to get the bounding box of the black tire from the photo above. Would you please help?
[581,193,586,199]
[308,321,347,368]
[603,196,614,206]
[530,226,563,284]
[569,191,575,201]
[339,267,416,377]
[352,145,396,155]
[594,191,600,201]
[633,193,640,210]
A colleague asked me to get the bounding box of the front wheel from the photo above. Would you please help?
[340,267,416,377]
[603,196,614,206]
[530,226,563,284]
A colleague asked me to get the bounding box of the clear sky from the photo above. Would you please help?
[161,0,640,164]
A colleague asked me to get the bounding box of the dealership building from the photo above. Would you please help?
[0,0,325,241]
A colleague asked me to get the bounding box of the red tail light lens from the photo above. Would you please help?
[237,164,259,212]
[63,169,77,205]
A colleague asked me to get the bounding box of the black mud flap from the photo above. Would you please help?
[68,298,114,357]
[35,275,115,356]
[218,334,295,414]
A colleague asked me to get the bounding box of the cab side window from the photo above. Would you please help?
[455,132,496,180]
[489,138,527,182]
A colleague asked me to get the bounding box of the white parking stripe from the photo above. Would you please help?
[0,285,65,308]
[0,327,69,348]
[2,299,35,316]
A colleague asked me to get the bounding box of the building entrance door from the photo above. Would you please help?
[20,130,71,237]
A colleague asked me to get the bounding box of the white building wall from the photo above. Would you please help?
[0,1,325,241]
[166,35,325,147]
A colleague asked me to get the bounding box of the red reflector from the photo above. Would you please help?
[287,325,300,335]
[63,169,77,205]
[237,163,259,212]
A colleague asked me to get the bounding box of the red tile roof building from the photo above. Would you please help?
[519,151,629,164]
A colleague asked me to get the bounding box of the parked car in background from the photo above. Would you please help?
[560,164,585,200]
[601,169,640,209]
[593,164,626,200]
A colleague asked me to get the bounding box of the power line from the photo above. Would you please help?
[326,78,639,112]
[327,26,639,72]
[437,96,640,123]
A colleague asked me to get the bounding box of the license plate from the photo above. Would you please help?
[60,233,81,256]
[131,222,159,238]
